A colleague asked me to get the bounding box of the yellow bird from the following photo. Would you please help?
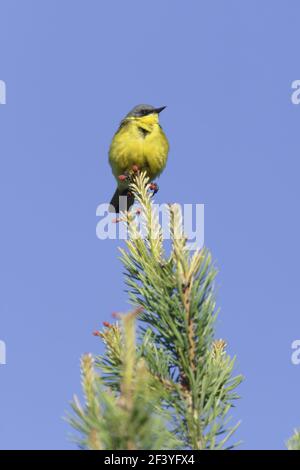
[109,104,169,212]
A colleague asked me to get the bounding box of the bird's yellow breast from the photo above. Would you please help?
[109,114,169,185]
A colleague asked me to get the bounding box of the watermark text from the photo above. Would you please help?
[291,340,300,365]
[0,80,6,105]
[96,202,204,250]
[0,340,6,365]
[291,80,300,105]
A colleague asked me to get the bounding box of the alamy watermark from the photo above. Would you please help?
[291,340,300,365]
[96,201,205,250]
[0,340,6,365]
[291,80,300,105]
[0,80,6,105]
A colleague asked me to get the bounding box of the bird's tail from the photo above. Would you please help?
[109,187,135,213]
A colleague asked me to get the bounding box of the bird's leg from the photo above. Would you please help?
[149,182,159,194]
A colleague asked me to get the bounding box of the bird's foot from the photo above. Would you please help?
[149,182,159,194]
[118,174,129,182]
[132,164,140,173]
[118,165,139,183]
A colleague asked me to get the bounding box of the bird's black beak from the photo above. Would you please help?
[154,106,166,114]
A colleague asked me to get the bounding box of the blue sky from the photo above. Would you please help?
[0,0,300,450]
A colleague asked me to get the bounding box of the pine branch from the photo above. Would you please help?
[67,308,181,450]
[287,429,300,450]
[118,172,243,449]
[68,171,242,450]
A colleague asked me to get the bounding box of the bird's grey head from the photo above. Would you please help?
[126,104,166,118]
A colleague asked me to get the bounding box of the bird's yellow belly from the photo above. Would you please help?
[109,127,169,184]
